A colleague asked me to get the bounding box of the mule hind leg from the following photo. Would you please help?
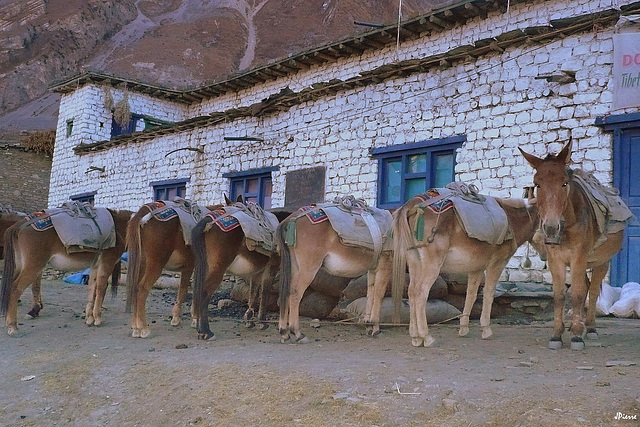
[5,269,43,335]
[131,262,165,338]
[26,275,43,318]
[407,248,442,347]
[172,267,194,327]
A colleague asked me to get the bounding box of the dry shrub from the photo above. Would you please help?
[114,90,131,126]
[103,86,114,111]
[23,130,55,157]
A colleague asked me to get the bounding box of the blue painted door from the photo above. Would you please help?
[612,128,640,285]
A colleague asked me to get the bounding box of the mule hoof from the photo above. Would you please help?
[7,326,19,336]
[170,317,181,326]
[190,319,197,328]
[245,321,256,329]
[258,323,269,331]
[85,316,95,326]
[548,339,563,350]
[93,318,103,327]
[481,327,493,339]
[197,331,215,341]
[458,326,469,337]
[131,328,141,338]
[26,308,41,318]
[368,329,381,337]
[423,335,436,347]
[295,334,309,344]
[570,338,585,351]
[586,330,598,340]
[140,328,151,338]
[411,337,423,347]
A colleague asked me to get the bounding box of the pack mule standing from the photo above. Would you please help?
[0,206,131,335]
[390,185,539,347]
[126,199,220,338]
[519,140,631,350]
[277,196,393,343]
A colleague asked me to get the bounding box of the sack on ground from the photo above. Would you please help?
[345,297,461,324]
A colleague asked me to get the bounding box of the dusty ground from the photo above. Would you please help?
[1,275,639,427]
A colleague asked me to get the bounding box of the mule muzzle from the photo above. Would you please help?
[542,220,564,245]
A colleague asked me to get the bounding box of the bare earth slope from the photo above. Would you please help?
[0,0,441,139]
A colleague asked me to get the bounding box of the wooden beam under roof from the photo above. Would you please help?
[429,14,453,30]
[465,2,487,19]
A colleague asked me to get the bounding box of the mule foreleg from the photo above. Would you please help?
[547,256,568,349]
[85,268,98,325]
[365,255,393,336]
[567,256,589,350]
[479,263,507,339]
[256,262,278,330]
[172,268,193,327]
[459,272,484,337]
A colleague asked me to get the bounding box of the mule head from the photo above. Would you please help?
[519,139,572,244]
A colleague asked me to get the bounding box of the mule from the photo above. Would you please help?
[192,199,287,340]
[390,192,538,347]
[0,209,131,335]
[1,211,43,318]
[126,201,222,338]
[520,140,626,350]
[277,213,393,343]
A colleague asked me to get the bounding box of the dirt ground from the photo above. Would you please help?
[1,274,639,427]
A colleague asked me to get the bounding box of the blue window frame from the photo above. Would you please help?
[223,167,277,209]
[111,113,143,138]
[151,178,190,201]
[70,191,96,206]
[371,135,464,209]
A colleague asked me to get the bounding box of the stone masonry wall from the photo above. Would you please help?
[0,143,51,213]
[49,0,637,284]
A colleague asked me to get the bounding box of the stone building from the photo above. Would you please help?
[48,0,640,286]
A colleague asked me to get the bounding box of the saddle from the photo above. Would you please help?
[204,202,280,256]
[413,182,511,245]
[24,201,116,253]
[570,169,635,237]
[142,197,209,245]
[288,195,393,261]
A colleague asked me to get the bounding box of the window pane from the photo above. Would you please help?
[231,180,243,201]
[262,178,273,210]
[246,178,259,195]
[434,152,454,187]
[407,154,427,174]
[384,159,402,203]
[406,178,426,199]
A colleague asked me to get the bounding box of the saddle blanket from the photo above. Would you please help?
[571,169,634,236]
[415,182,510,245]
[142,198,209,246]
[294,196,393,253]
[28,202,116,253]
[204,202,279,256]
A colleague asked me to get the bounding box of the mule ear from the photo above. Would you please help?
[224,193,233,205]
[557,137,572,164]
[518,147,543,169]
[236,194,243,203]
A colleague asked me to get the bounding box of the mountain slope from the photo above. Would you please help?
[0,0,443,138]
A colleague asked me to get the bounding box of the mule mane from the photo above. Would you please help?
[496,197,528,209]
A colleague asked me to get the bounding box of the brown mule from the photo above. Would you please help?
[520,140,626,350]
[191,198,286,340]
[126,201,221,338]
[0,209,131,335]
[1,212,43,318]
[391,193,538,347]
[276,214,393,343]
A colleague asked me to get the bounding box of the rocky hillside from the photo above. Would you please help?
[0,0,443,139]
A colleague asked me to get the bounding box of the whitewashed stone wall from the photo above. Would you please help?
[50,0,637,284]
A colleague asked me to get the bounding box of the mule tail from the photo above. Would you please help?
[0,222,20,316]
[191,216,212,329]
[276,219,292,325]
[391,199,420,324]
[125,210,146,313]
